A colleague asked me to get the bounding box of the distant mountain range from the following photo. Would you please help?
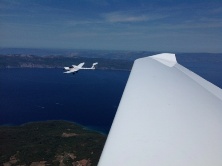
[0,48,222,71]
[0,48,157,60]
[0,54,134,70]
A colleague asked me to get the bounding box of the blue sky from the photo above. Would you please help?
[0,0,222,52]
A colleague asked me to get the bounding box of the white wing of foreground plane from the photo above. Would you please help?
[98,53,222,166]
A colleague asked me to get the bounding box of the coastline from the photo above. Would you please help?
[0,120,108,136]
[0,67,131,72]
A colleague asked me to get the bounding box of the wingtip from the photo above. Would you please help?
[139,53,177,67]
[135,53,177,67]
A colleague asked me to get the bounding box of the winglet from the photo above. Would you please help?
[150,53,177,67]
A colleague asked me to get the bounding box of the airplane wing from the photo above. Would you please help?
[63,68,78,73]
[98,53,222,166]
[77,62,85,68]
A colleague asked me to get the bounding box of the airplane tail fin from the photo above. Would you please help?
[91,62,98,69]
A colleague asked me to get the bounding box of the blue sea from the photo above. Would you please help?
[0,69,129,134]
[0,61,222,134]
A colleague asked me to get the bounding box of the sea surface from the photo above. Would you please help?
[0,69,129,134]
[0,61,222,134]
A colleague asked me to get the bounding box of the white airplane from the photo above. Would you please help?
[98,53,222,166]
[63,62,98,74]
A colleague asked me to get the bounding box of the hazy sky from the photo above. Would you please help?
[0,0,222,52]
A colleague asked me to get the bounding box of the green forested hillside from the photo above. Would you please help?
[0,121,106,166]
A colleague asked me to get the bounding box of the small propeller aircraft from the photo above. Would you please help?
[63,62,98,74]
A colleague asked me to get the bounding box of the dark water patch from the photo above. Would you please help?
[0,69,130,134]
